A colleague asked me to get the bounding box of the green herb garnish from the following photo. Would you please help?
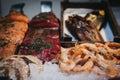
[29,38,52,52]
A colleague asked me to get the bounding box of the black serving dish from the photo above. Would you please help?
[108,0,120,42]
[60,0,120,43]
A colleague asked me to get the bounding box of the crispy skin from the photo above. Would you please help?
[0,11,29,23]
[0,11,29,58]
[0,21,28,58]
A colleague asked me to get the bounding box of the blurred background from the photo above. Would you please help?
[0,0,120,41]
[0,0,108,20]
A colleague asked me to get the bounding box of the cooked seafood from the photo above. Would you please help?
[105,42,120,57]
[65,14,104,42]
[96,53,118,78]
[59,42,120,78]
[72,59,93,72]
[0,55,43,80]
[59,60,75,72]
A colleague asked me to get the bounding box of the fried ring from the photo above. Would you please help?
[95,42,114,60]
[72,59,93,72]
[95,42,108,54]
[59,42,120,78]
[60,47,74,62]
[59,60,75,72]
[96,54,118,78]
[59,47,76,72]
[105,42,120,57]
[80,43,98,54]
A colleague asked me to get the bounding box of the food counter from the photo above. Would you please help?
[0,0,120,80]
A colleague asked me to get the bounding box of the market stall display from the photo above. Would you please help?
[0,1,120,80]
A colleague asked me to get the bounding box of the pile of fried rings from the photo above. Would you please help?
[59,42,120,78]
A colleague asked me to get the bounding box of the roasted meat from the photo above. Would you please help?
[0,11,29,23]
[29,12,59,28]
[0,11,29,58]
[19,12,61,62]
[65,14,104,42]
[19,28,60,62]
